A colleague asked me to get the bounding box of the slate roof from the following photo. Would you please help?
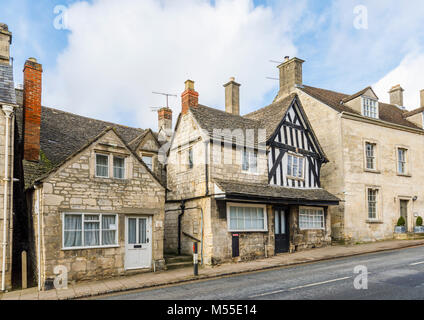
[300,85,421,130]
[214,178,340,204]
[0,63,16,105]
[14,96,154,188]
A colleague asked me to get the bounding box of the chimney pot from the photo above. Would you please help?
[181,80,199,115]
[388,84,404,106]
[23,58,43,162]
[223,77,241,116]
[277,57,305,98]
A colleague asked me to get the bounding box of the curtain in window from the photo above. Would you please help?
[229,206,265,231]
[96,154,109,177]
[128,218,137,244]
[64,215,82,247]
[102,215,117,245]
[84,215,100,246]
[113,157,125,179]
[139,219,147,244]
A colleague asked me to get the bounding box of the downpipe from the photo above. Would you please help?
[1,105,13,292]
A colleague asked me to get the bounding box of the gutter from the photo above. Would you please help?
[1,105,13,292]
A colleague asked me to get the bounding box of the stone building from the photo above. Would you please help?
[165,79,339,265]
[277,56,424,242]
[0,23,17,291]
[13,58,168,289]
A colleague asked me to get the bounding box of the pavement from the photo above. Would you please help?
[1,239,424,300]
[104,245,424,300]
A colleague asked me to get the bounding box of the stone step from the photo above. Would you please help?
[165,255,192,264]
[166,261,193,270]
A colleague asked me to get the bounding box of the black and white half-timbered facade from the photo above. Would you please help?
[267,96,324,189]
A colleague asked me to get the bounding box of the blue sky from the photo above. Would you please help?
[1,0,424,129]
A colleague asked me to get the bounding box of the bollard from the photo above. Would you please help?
[21,251,27,289]
[193,242,199,276]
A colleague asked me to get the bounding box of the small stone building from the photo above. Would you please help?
[13,57,168,289]
[165,79,339,265]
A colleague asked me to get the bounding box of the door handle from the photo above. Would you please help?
[146,238,150,243]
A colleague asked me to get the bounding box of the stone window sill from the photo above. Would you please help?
[93,177,130,184]
[366,219,383,224]
[61,245,120,251]
[364,169,381,174]
[397,173,412,178]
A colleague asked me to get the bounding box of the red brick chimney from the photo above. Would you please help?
[181,80,198,115]
[158,107,172,131]
[23,57,42,162]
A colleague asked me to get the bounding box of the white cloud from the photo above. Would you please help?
[44,0,304,130]
[374,50,424,110]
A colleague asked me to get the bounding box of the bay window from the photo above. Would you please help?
[63,213,118,249]
[227,204,267,232]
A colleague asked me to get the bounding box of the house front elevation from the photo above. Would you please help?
[165,79,339,265]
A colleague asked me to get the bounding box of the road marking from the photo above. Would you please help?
[249,276,352,298]
[409,261,424,266]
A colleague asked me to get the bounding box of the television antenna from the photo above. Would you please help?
[269,59,283,64]
[152,91,177,109]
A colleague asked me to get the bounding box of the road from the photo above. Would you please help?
[100,245,424,300]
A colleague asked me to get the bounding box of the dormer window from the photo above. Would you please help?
[362,97,378,119]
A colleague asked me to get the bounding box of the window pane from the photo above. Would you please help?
[298,158,303,178]
[287,155,292,176]
[142,156,153,170]
[188,149,193,169]
[299,209,324,230]
[64,215,82,247]
[275,211,280,235]
[139,219,147,244]
[242,150,249,171]
[250,152,257,173]
[96,154,109,177]
[229,206,265,231]
[113,157,125,179]
[84,219,100,246]
[128,218,136,244]
[102,215,117,245]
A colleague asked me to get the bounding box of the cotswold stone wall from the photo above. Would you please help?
[30,130,165,287]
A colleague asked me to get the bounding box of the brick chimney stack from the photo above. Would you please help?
[23,57,42,162]
[158,107,172,132]
[223,77,241,116]
[277,56,304,98]
[0,23,12,65]
[181,80,198,115]
[389,84,404,106]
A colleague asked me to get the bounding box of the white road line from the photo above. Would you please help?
[249,276,352,298]
[409,261,424,266]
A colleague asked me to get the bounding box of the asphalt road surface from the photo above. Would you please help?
[100,245,424,300]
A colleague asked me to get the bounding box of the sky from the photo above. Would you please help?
[1,0,424,130]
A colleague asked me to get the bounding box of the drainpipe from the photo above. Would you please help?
[1,105,14,292]
[34,185,41,291]
[177,202,185,255]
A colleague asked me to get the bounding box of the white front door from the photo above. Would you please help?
[125,216,152,270]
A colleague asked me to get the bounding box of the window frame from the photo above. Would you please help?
[241,149,258,174]
[141,153,154,171]
[287,152,305,180]
[364,142,376,171]
[113,155,126,179]
[362,97,379,119]
[62,212,119,250]
[299,206,325,230]
[226,203,268,232]
[188,148,194,170]
[396,147,408,176]
[95,153,110,178]
[366,187,380,221]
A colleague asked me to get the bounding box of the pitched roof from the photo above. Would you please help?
[244,93,296,141]
[14,98,161,188]
[0,64,16,105]
[404,107,424,118]
[300,85,421,130]
[341,86,377,103]
[214,178,339,204]
[189,104,265,148]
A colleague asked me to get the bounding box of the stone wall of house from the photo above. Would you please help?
[30,130,165,288]
[0,108,15,290]
[167,113,208,200]
[296,87,424,242]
